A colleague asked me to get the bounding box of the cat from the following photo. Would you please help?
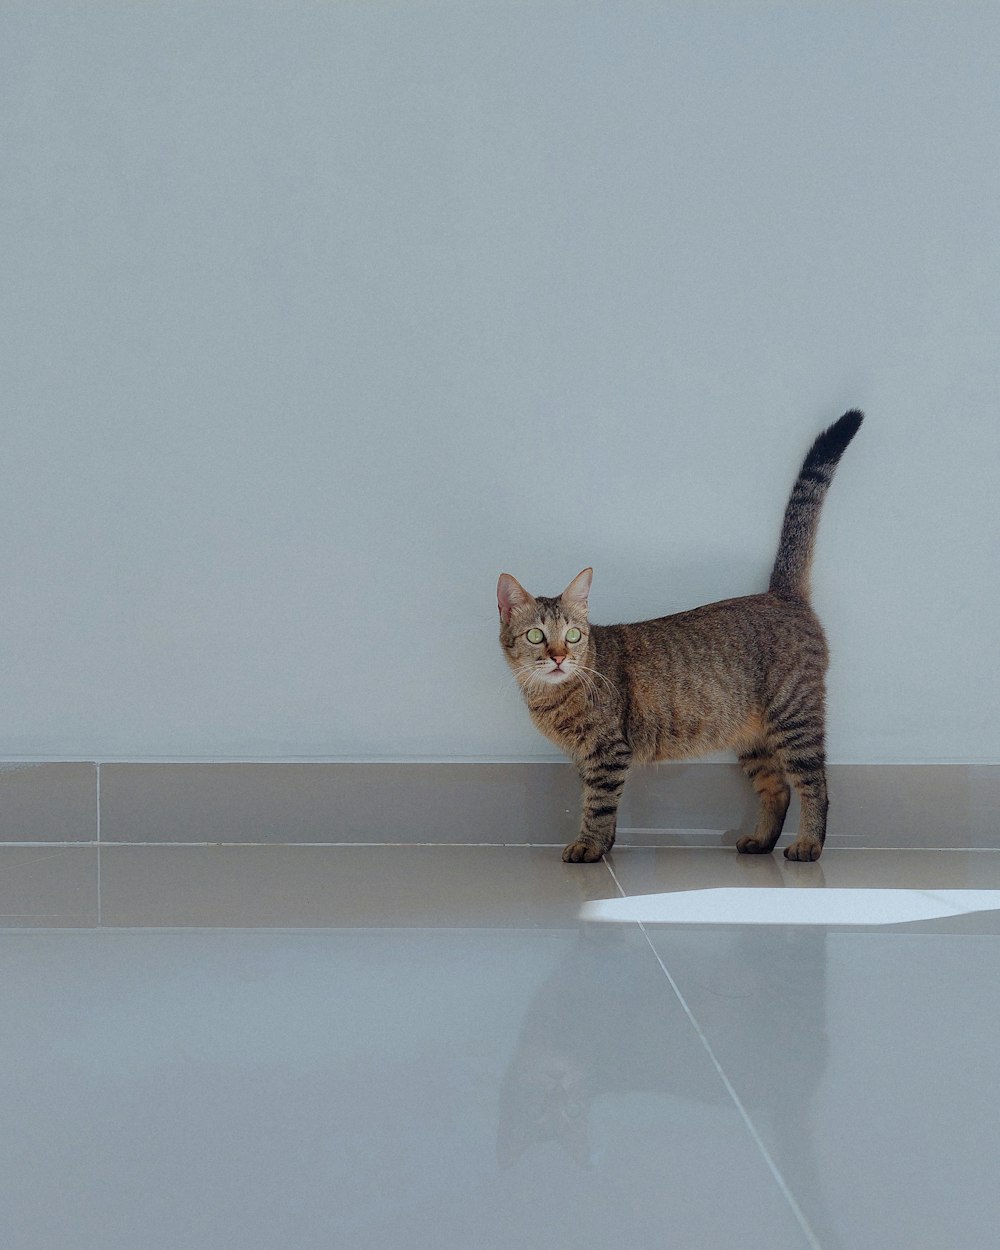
[497,410,863,863]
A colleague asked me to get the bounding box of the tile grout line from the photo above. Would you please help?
[3,840,999,851]
[0,840,600,849]
[96,763,102,926]
[603,856,825,1250]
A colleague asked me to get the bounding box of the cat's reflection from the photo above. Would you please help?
[497,909,839,1245]
[496,925,665,1169]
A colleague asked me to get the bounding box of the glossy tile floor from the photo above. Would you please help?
[6,843,1000,1250]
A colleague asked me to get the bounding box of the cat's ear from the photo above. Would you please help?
[560,568,593,613]
[497,573,534,624]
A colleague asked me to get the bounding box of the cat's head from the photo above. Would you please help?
[497,568,592,688]
[496,1049,594,1169]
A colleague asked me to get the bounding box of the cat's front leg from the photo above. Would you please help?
[562,738,632,863]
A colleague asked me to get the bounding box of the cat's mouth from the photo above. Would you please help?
[542,664,574,682]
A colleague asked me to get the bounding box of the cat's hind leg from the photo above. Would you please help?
[735,745,791,855]
[771,728,828,861]
[779,760,828,861]
[763,670,829,861]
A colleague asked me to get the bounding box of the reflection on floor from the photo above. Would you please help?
[4,842,1000,1250]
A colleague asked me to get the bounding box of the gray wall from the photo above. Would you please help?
[2,3,998,763]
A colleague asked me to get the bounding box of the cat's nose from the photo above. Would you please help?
[550,654,567,666]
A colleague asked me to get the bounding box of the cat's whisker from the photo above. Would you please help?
[518,667,545,695]
[499,663,538,693]
[584,661,615,686]
[575,668,600,705]
[585,675,610,705]
[566,663,594,696]
[573,662,617,699]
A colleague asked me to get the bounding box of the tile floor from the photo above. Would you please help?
[5,842,1000,1249]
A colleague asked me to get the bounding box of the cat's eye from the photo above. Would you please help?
[526,628,545,644]
[565,628,582,644]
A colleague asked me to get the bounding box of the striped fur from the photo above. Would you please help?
[769,409,864,600]
[498,410,863,863]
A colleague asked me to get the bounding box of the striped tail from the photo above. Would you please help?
[768,410,864,600]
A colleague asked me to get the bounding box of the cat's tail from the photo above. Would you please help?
[768,409,864,601]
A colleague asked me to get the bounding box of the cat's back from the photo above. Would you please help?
[596,591,821,657]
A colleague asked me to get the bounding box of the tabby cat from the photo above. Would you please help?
[497,410,863,863]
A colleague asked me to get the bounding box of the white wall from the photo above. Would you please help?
[2,3,998,763]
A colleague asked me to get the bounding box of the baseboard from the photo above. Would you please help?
[0,761,997,849]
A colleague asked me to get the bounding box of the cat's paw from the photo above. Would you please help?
[735,834,776,855]
[783,837,823,862]
[562,839,607,863]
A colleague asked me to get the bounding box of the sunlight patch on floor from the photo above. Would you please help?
[580,888,1000,926]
